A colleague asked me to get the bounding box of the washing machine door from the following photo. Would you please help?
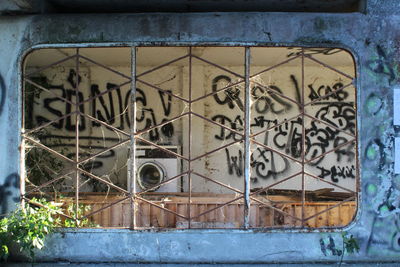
[137,161,165,191]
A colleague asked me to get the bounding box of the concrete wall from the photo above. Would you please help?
[0,0,400,263]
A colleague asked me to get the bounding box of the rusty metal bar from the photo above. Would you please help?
[80,113,130,137]
[75,48,80,225]
[191,79,245,103]
[251,80,301,107]
[303,196,356,222]
[192,54,244,79]
[191,111,244,137]
[251,139,303,164]
[354,79,360,199]
[137,79,189,103]
[134,112,190,136]
[244,47,251,229]
[134,136,189,161]
[24,79,75,106]
[192,171,243,194]
[250,171,303,197]
[303,54,354,80]
[23,111,77,136]
[303,113,356,138]
[304,82,354,107]
[191,195,245,220]
[250,54,301,78]
[20,74,26,208]
[78,80,131,106]
[81,195,131,220]
[305,138,356,164]
[301,48,305,227]
[78,168,129,194]
[23,196,75,220]
[24,136,76,164]
[24,54,77,78]
[190,139,242,162]
[78,54,132,80]
[188,47,193,229]
[304,171,356,194]
[251,113,302,138]
[136,171,189,195]
[136,54,189,78]
[135,195,188,220]
[78,139,130,164]
[130,46,137,230]
[25,170,74,195]
[249,196,303,223]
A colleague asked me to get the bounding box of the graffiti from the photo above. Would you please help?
[366,93,383,116]
[211,114,243,141]
[251,148,289,182]
[308,82,349,102]
[0,74,5,115]
[366,45,398,84]
[365,139,385,170]
[317,165,355,183]
[224,147,290,183]
[319,236,342,256]
[211,74,355,184]
[34,69,174,142]
[367,214,400,255]
[287,47,343,57]
[0,173,19,216]
[212,75,244,111]
[225,148,243,177]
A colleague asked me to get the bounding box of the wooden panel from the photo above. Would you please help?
[61,194,356,229]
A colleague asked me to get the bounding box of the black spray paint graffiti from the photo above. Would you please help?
[287,48,343,57]
[0,173,19,216]
[320,236,343,256]
[317,165,355,183]
[0,74,6,115]
[30,69,176,179]
[34,69,174,141]
[212,74,356,184]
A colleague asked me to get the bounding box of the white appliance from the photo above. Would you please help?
[135,146,180,192]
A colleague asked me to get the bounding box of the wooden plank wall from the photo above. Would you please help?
[72,195,356,228]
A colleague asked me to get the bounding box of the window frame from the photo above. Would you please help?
[20,43,360,231]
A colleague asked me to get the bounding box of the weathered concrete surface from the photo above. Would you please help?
[0,0,400,264]
[5,264,400,267]
[0,0,364,14]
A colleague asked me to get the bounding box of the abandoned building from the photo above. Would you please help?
[0,0,399,264]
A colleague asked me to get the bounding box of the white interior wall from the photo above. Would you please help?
[26,48,356,194]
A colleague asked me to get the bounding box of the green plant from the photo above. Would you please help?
[0,199,61,261]
[64,203,97,228]
[338,232,360,267]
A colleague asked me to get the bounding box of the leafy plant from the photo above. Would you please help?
[64,203,97,228]
[338,232,360,267]
[0,199,61,261]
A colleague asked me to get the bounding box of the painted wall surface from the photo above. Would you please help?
[0,0,400,262]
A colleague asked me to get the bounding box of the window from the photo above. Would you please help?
[22,46,357,229]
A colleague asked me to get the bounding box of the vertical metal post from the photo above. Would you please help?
[188,47,192,229]
[20,70,26,208]
[75,48,80,225]
[301,48,305,227]
[130,47,137,229]
[244,47,251,228]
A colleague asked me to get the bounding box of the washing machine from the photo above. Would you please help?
[135,146,180,192]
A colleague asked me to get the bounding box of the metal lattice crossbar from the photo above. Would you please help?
[22,46,358,229]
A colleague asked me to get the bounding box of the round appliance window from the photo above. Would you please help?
[137,162,164,191]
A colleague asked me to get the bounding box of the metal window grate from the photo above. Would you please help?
[22,46,358,229]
